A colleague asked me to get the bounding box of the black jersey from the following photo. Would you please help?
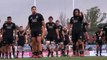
[46,22,56,35]
[56,25,63,36]
[28,13,44,32]
[3,22,16,37]
[95,31,103,41]
[17,31,26,41]
[70,16,83,33]
[17,31,26,46]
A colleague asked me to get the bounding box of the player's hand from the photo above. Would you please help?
[63,37,65,41]
[22,30,26,35]
[41,35,44,40]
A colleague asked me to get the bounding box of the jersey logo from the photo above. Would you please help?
[39,34,41,36]
[47,24,49,26]
[19,33,23,36]
[32,19,37,22]
[52,24,54,26]
[36,16,39,19]
[80,36,82,39]
[47,24,54,29]
[58,29,60,31]
[73,20,78,23]
[5,24,8,26]
[30,17,33,20]
[48,26,53,29]
[59,26,61,29]
[6,24,13,29]
[58,28,61,31]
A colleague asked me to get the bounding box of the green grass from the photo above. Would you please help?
[1,57,107,60]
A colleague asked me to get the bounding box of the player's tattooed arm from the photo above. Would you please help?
[16,34,19,42]
[42,21,46,30]
[25,35,28,44]
[62,29,65,39]
[25,24,30,32]
[85,32,89,40]
[23,24,30,35]
[56,28,60,39]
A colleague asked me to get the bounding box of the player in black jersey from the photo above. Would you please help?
[16,26,27,58]
[55,20,64,56]
[46,16,57,43]
[24,6,46,58]
[77,12,89,56]
[46,16,57,57]
[63,26,70,56]
[56,20,63,44]
[95,27,103,56]
[70,9,82,56]
[69,9,85,56]
[2,16,16,58]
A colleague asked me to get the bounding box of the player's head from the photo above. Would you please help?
[73,8,80,17]
[19,26,23,31]
[31,6,37,14]
[48,16,53,22]
[98,26,103,31]
[56,20,60,25]
[7,16,12,23]
[63,26,67,31]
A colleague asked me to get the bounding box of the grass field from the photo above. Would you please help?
[1,57,107,60]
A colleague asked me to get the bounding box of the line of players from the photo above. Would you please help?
[0,6,107,59]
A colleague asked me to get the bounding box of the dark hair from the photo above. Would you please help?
[7,16,12,19]
[20,26,23,28]
[31,6,36,10]
[56,20,59,22]
[48,16,53,20]
[73,8,80,17]
[80,12,84,20]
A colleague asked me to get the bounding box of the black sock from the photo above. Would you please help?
[9,52,11,58]
[22,51,24,58]
[37,52,39,56]
[67,50,69,55]
[0,51,1,57]
[17,51,19,57]
[48,50,50,57]
[80,50,84,54]
[62,49,65,56]
[12,46,15,57]
[5,52,8,58]
[56,51,58,56]
[51,52,53,57]
[100,46,102,56]
[33,52,37,55]
[38,51,42,55]
[96,48,98,55]
[32,52,35,55]
[76,50,79,56]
